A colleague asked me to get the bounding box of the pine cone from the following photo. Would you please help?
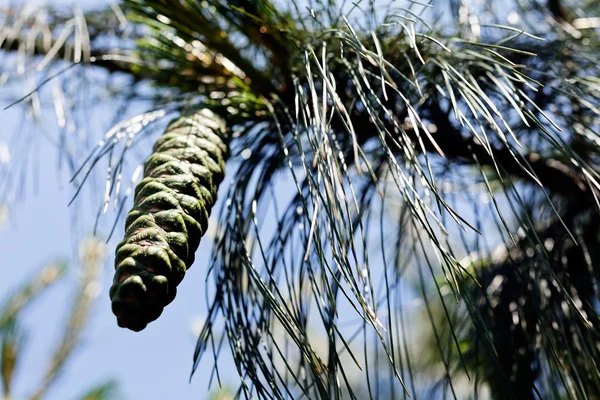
[110,109,228,331]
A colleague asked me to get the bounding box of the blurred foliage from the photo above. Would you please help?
[207,387,236,400]
[0,238,119,400]
[76,380,119,400]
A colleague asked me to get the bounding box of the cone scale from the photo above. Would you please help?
[110,109,228,331]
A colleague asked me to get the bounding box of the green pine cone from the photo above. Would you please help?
[110,109,228,331]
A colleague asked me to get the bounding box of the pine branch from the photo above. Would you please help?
[1,35,140,78]
[129,0,280,96]
[425,103,592,203]
[334,102,591,204]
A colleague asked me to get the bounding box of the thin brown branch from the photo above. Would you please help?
[425,103,591,203]
[333,103,591,205]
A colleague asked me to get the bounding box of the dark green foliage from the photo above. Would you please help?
[110,109,228,331]
[465,217,600,399]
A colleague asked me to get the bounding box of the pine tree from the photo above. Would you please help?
[1,0,599,398]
